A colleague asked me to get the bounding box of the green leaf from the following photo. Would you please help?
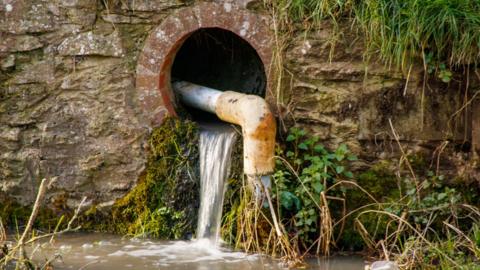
[326,154,336,160]
[312,182,324,193]
[337,144,348,153]
[441,75,451,83]
[280,191,300,210]
[407,188,416,196]
[305,218,313,225]
[422,180,431,189]
[347,155,358,161]
[437,193,447,201]
[336,166,345,174]
[344,171,354,178]
[314,144,325,153]
[286,134,296,142]
[298,142,308,150]
[280,191,294,209]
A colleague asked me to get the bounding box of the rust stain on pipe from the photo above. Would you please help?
[216,91,276,175]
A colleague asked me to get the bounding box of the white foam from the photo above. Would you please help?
[97,240,113,246]
[108,239,252,264]
[82,243,94,249]
[85,255,99,260]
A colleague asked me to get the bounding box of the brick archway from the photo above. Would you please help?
[135,2,273,126]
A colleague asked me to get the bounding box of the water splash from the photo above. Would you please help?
[197,123,237,243]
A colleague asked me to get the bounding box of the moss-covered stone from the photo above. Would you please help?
[81,117,200,239]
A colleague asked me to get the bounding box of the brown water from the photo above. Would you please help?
[19,233,366,270]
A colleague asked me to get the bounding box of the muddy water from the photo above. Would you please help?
[26,233,365,270]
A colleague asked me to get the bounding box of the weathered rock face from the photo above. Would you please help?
[0,0,477,210]
[285,21,476,166]
[0,0,165,208]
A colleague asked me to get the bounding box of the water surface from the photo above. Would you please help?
[25,233,366,270]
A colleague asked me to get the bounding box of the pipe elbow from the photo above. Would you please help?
[216,91,276,176]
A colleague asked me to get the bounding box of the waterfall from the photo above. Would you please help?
[197,123,237,244]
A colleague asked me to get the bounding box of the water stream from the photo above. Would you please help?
[197,123,237,243]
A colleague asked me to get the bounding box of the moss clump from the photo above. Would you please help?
[339,161,400,250]
[0,195,61,231]
[94,117,200,239]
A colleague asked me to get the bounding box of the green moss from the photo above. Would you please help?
[338,161,400,250]
[407,153,428,171]
[0,195,62,231]
[82,117,196,239]
[90,117,200,239]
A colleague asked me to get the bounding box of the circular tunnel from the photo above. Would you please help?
[171,28,267,121]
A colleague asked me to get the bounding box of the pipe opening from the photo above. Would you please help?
[171,28,267,121]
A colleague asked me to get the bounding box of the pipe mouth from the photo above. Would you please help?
[171,28,267,122]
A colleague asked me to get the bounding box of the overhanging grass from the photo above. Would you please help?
[273,0,480,70]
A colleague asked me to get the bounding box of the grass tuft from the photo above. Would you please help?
[271,0,480,70]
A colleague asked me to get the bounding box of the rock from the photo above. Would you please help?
[65,8,96,26]
[0,35,43,52]
[57,31,124,57]
[0,0,56,34]
[8,60,54,84]
[370,261,399,270]
[120,0,185,11]
[59,0,96,8]
[101,12,148,24]
[0,128,21,142]
[0,54,15,70]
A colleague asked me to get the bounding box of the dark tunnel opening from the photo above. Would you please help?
[171,28,267,121]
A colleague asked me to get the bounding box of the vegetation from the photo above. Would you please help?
[222,127,480,268]
[221,127,360,263]
[269,0,480,71]
[272,127,357,254]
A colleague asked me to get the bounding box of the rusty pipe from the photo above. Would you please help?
[173,81,276,176]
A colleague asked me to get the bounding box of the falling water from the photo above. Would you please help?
[197,123,237,244]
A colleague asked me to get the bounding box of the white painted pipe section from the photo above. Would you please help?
[173,81,222,114]
[172,81,276,176]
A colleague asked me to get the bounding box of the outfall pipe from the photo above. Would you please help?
[173,81,276,176]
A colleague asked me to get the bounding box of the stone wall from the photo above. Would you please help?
[0,0,174,209]
[0,0,477,210]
